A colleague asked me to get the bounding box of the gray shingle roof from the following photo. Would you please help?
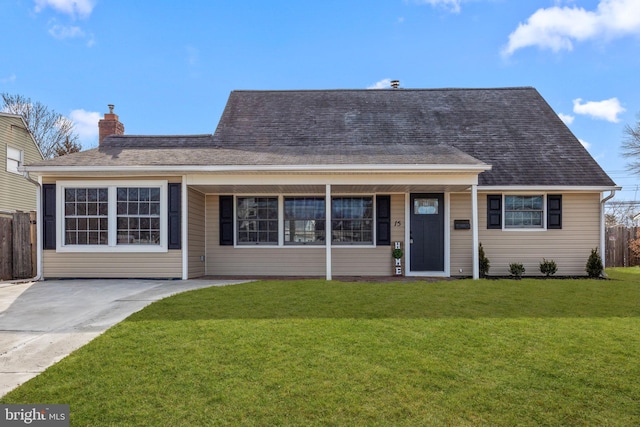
[27,87,615,187]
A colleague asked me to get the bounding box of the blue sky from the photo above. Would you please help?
[2,0,640,199]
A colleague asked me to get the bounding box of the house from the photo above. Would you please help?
[1,113,44,213]
[22,87,618,280]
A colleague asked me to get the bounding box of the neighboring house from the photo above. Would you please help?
[23,87,618,280]
[0,113,44,213]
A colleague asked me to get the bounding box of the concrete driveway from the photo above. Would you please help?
[0,278,249,397]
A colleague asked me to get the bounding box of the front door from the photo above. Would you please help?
[410,193,445,272]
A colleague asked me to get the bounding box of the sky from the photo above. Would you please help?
[2,0,640,200]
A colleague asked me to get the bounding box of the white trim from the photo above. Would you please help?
[36,176,43,279]
[444,192,450,277]
[471,184,479,279]
[181,178,188,280]
[479,185,620,192]
[326,184,332,280]
[25,163,492,174]
[405,192,449,277]
[55,180,168,253]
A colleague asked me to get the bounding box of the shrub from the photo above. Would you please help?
[509,262,525,279]
[586,248,604,278]
[478,243,490,278]
[539,259,558,277]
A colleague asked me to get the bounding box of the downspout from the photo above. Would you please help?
[13,170,43,282]
[600,189,617,269]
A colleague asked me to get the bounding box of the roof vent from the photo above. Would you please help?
[390,80,400,89]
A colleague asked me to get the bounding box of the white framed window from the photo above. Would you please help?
[56,180,168,252]
[331,196,374,245]
[6,145,23,175]
[284,197,326,245]
[236,196,279,245]
[504,195,543,228]
[231,195,376,247]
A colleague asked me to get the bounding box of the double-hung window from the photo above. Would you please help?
[331,196,374,244]
[6,146,23,174]
[64,188,109,245]
[117,188,161,244]
[284,197,325,244]
[57,181,167,252]
[236,197,278,245]
[504,195,543,228]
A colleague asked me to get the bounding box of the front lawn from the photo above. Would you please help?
[3,270,640,426]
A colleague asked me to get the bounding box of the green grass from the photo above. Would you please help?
[3,270,640,426]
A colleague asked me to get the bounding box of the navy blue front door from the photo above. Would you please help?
[410,193,445,272]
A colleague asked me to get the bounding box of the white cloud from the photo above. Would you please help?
[69,109,100,145]
[367,78,392,89]
[558,113,575,125]
[578,138,591,149]
[412,0,462,13]
[48,24,84,39]
[34,0,96,19]
[572,97,626,123]
[502,0,640,56]
[0,74,17,84]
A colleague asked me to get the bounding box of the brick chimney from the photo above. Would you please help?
[98,104,125,145]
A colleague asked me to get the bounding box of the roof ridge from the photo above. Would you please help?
[231,87,536,93]
[106,134,213,138]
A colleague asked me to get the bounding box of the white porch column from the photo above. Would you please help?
[325,184,332,281]
[181,178,188,280]
[471,184,479,279]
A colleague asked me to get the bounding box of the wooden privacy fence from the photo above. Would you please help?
[605,226,640,268]
[0,211,36,281]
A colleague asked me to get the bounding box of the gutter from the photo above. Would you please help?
[16,170,43,282]
[600,188,620,270]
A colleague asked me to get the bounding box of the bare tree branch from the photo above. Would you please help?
[1,93,80,159]
[621,113,640,175]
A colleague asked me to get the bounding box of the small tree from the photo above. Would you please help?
[539,259,557,277]
[478,243,490,278]
[585,248,604,278]
[509,262,525,279]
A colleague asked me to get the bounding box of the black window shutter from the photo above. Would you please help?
[168,183,181,249]
[547,195,562,229]
[487,195,502,229]
[42,184,56,249]
[219,196,234,246]
[376,195,391,246]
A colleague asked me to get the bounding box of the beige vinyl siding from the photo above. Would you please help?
[333,194,406,276]
[43,250,182,278]
[205,195,326,276]
[332,247,391,276]
[0,115,43,212]
[450,192,473,276]
[478,192,601,276]
[327,193,404,276]
[188,188,206,278]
